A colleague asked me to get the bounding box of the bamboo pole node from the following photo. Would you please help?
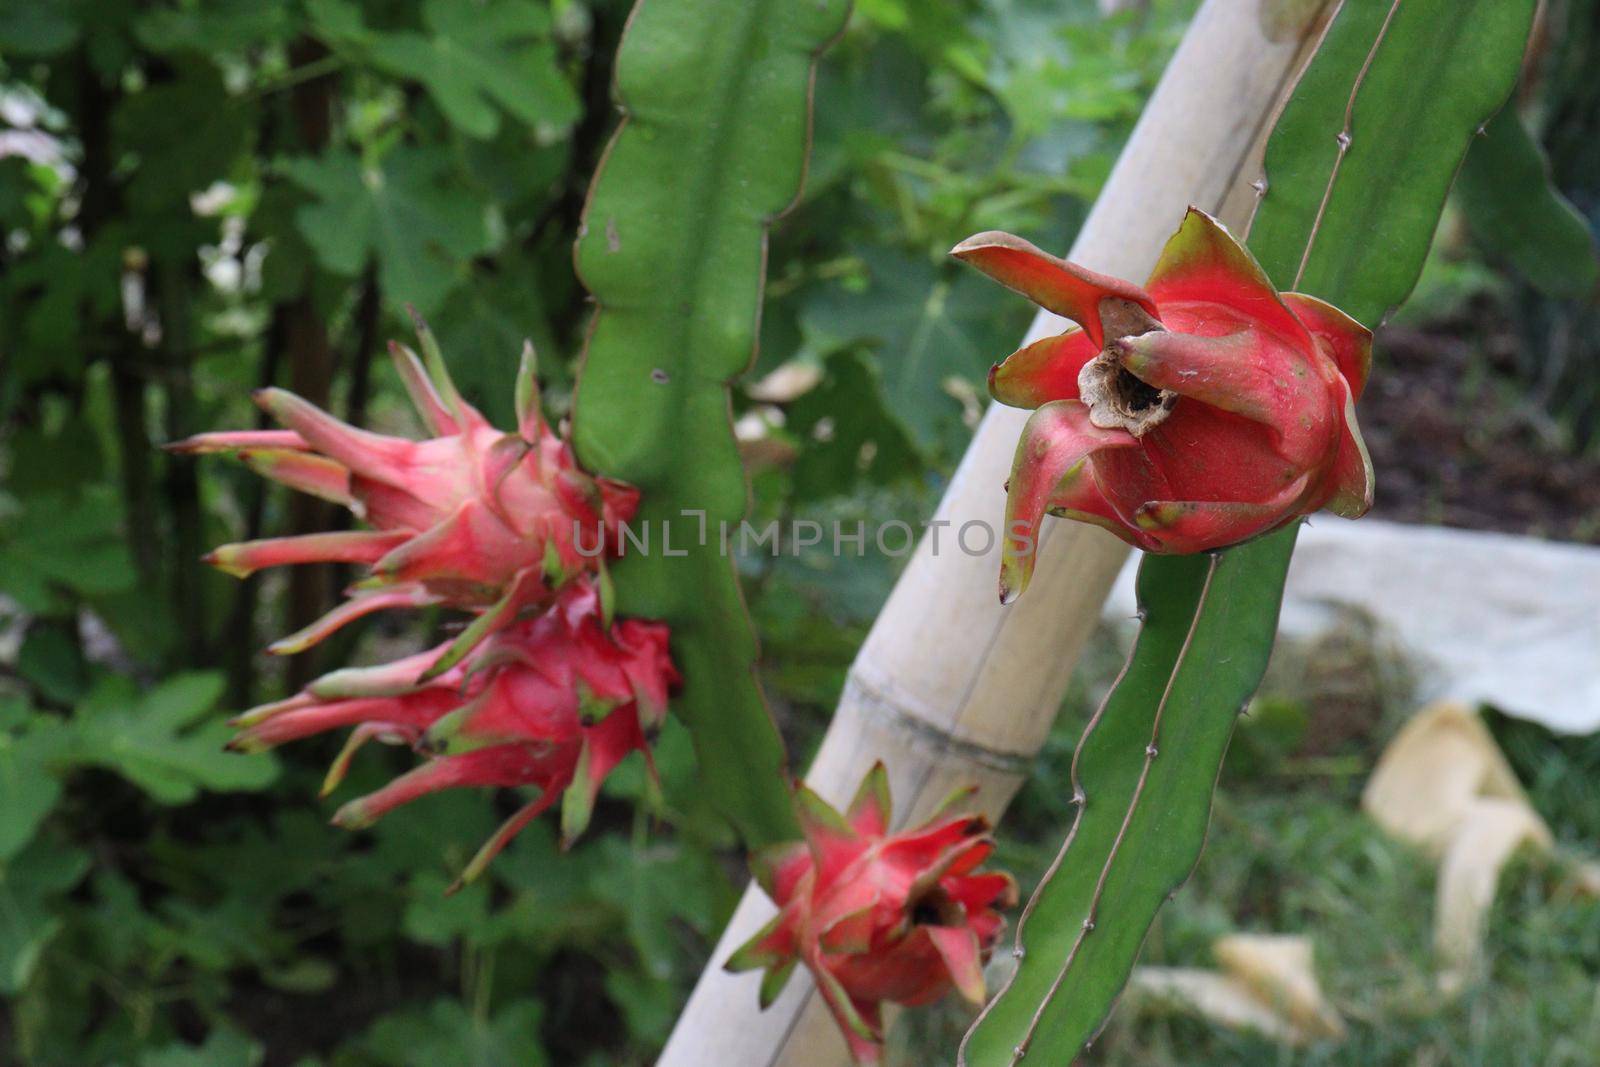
[840,671,1036,774]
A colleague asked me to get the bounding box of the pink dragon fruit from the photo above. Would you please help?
[726,765,1017,1063]
[953,207,1374,602]
[169,312,638,671]
[228,578,677,887]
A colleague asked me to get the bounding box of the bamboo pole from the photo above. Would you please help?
[658,3,1332,1063]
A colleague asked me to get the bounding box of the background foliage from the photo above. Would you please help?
[0,1,1594,1064]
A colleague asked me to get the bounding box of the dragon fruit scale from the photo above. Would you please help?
[953,207,1374,603]
[227,578,678,887]
[726,765,1017,1064]
[168,311,638,670]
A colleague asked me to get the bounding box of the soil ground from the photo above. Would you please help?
[1365,307,1600,543]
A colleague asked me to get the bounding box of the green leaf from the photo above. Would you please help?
[16,621,89,704]
[358,998,548,1067]
[2,237,122,395]
[1456,104,1600,300]
[432,250,564,427]
[400,871,494,947]
[260,956,340,995]
[785,350,922,503]
[963,2,1538,1063]
[252,182,319,304]
[570,0,852,848]
[0,157,35,237]
[0,0,81,57]
[137,1028,263,1067]
[605,967,684,1045]
[4,415,106,499]
[0,489,137,614]
[0,701,70,861]
[0,755,61,865]
[111,61,256,225]
[799,249,1029,457]
[309,0,579,140]
[458,121,573,217]
[584,834,727,1042]
[281,147,493,314]
[0,837,90,994]
[589,836,721,979]
[135,0,291,55]
[71,673,278,804]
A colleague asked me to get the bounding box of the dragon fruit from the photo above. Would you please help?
[726,765,1017,1064]
[168,312,638,670]
[228,578,677,887]
[953,207,1374,602]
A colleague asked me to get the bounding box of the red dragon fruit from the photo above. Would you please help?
[227,578,677,887]
[726,765,1017,1063]
[953,207,1374,602]
[168,312,638,670]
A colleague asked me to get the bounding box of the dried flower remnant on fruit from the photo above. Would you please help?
[726,765,1017,1064]
[952,207,1374,602]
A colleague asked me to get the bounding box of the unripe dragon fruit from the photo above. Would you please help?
[228,578,677,887]
[726,765,1017,1064]
[953,207,1374,602]
[168,312,638,671]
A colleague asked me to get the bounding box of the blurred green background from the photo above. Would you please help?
[1,1,1596,1064]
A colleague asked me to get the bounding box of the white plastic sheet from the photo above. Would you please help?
[1106,518,1600,735]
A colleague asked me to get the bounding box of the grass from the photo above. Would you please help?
[891,617,1600,1066]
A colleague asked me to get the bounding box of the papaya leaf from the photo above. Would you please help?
[799,249,1030,457]
[71,673,278,805]
[962,2,1538,1063]
[135,0,292,55]
[570,0,852,848]
[280,147,493,315]
[111,61,255,220]
[0,489,137,615]
[786,349,922,503]
[308,0,579,140]
[1456,104,1600,300]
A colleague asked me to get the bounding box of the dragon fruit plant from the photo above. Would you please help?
[175,325,676,886]
[954,207,1374,603]
[726,765,1017,1064]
